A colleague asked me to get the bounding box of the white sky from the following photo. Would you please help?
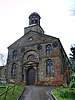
[0,0,75,59]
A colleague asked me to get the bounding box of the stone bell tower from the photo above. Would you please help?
[29,12,41,25]
[24,12,44,34]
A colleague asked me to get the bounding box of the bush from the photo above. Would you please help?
[59,87,75,98]
[60,83,68,88]
[68,88,75,98]
[69,73,75,88]
[59,89,68,98]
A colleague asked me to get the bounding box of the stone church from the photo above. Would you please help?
[6,12,71,85]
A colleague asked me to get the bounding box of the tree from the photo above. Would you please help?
[70,45,75,71]
[70,45,75,60]
[72,9,75,15]
[0,53,5,66]
[70,0,75,16]
[69,73,75,88]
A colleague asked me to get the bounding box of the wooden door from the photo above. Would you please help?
[27,68,36,85]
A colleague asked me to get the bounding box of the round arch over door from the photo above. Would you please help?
[27,67,36,85]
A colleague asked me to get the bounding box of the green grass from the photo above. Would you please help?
[0,83,24,100]
[0,83,14,94]
[53,87,75,100]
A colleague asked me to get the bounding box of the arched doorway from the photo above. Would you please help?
[27,67,36,85]
[22,50,39,85]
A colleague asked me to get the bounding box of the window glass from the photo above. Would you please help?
[11,63,16,77]
[37,44,42,50]
[27,54,36,60]
[28,37,33,42]
[46,44,52,55]
[46,59,54,75]
[12,50,17,59]
[35,19,38,24]
[31,20,34,24]
[53,42,58,48]
[21,47,25,53]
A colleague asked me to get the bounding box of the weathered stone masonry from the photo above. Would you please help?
[6,12,71,85]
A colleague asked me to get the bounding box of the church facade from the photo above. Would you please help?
[6,12,71,85]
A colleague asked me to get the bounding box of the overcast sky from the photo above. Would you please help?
[0,0,75,59]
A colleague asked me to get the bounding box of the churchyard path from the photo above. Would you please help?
[19,86,55,100]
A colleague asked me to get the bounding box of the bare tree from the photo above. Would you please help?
[70,8,75,16]
[70,0,75,16]
[0,53,5,66]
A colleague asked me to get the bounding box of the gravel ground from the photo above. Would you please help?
[20,86,55,100]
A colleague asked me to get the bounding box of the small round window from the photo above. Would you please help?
[29,37,33,42]
[21,47,25,53]
[52,42,58,48]
[37,44,42,50]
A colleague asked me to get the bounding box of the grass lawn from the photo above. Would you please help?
[53,87,75,100]
[0,83,14,94]
[0,83,24,100]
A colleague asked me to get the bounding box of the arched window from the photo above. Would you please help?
[11,63,16,77]
[35,19,38,24]
[46,59,54,75]
[12,50,17,59]
[31,19,34,24]
[27,54,36,60]
[46,44,52,55]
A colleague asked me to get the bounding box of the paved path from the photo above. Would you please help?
[20,86,55,100]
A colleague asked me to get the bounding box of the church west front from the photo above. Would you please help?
[6,12,71,86]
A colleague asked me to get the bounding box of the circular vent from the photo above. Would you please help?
[37,44,42,50]
[29,37,33,42]
[52,42,58,48]
[21,47,25,53]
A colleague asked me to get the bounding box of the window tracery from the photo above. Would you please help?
[27,54,36,60]
[12,50,17,59]
[11,63,16,77]
[46,59,54,75]
[46,44,52,55]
